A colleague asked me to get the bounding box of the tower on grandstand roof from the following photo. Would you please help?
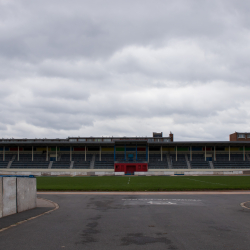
[152,132,173,142]
[153,132,163,138]
[230,132,250,141]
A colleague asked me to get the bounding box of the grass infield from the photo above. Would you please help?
[37,176,250,191]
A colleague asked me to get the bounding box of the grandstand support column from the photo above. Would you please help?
[161,146,162,161]
[124,145,126,161]
[32,146,33,161]
[176,146,177,161]
[70,146,72,161]
[85,146,86,161]
[190,146,192,161]
[99,146,101,161]
[148,145,149,162]
[205,146,206,161]
[136,144,137,161]
[244,146,245,161]
[146,145,148,162]
[214,146,216,161]
[3,146,5,161]
[114,146,116,161]
[229,146,230,161]
[56,146,57,161]
[46,146,48,161]
[18,146,19,161]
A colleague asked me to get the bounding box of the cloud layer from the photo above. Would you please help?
[1,0,250,140]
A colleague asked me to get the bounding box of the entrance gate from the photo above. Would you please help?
[114,163,148,174]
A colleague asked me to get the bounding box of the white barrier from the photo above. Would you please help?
[134,172,149,175]
[0,169,248,176]
[114,172,125,175]
[0,176,37,218]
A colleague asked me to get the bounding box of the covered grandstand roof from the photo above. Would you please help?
[0,139,250,147]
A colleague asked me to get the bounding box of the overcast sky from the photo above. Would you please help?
[1,0,250,141]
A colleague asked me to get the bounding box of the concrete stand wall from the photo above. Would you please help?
[3,177,17,217]
[17,178,37,213]
[0,178,2,218]
[0,176,37,218]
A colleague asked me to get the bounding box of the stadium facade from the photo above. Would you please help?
[1,132,250,175]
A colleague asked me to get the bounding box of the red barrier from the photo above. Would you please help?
[114,163,148,174]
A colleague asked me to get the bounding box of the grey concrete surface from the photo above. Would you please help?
[38,190,250,195]
[3,177,16,217]
[0,207,53,230]
[36,198,55,207]
[0,193,250,250]
[0,198,55,231]
[17,178,37,213]
[0,178,2,218]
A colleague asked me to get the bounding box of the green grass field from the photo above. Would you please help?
[37,176,250,191]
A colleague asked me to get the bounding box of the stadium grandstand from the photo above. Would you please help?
[0,132,250,175]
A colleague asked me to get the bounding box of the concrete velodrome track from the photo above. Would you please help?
[0,192,250,250]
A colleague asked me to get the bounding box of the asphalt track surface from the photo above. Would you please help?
[1,192,250,250]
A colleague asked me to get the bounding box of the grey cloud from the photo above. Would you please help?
[0,0,243,60]
[1,0,250,140]
[26,112,94,130]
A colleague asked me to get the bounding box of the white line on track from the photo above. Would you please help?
[241,201,250,210]
[147,201,177,205]
[122,199,201,201]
